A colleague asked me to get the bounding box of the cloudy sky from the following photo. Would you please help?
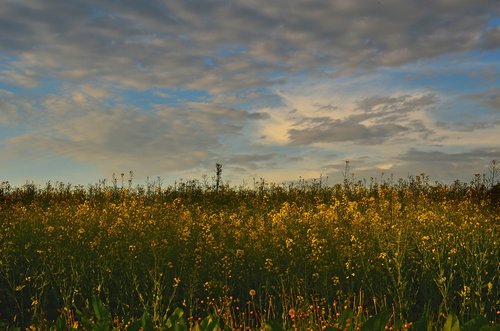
[1,0,499,187]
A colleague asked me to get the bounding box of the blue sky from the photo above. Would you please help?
[0,0,499,187]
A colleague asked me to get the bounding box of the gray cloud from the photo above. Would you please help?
[436,119,500,133]
[222,153,280,171]
[357,94,437,116]
[289,93,437,145]
[226,153,278,164]
[0,69,39,87]
[289,120,408,145]
[482,27,500,49]
[393,147,500,182]
[319,147,500,184]
[0,90,18,125]
[1,0,497,92]
[0,104,17,126]
[398,147,500,163]
[464,88,500,111]
[0,89,35,125]
[247,112,271,120]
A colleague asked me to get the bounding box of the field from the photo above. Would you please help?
[0,175,498,330]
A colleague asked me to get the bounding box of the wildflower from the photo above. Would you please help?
[235,249,244,258]
[173,277,181,288]
[264,258,273,272]
[249,289,256,297]
[460,285,471,298]
[487,282,493,293]
[436,276,447,285]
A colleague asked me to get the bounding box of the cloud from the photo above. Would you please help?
[398,147,500,163]
[289,120,408,145]
[464,88,500,111]
[482,26,500,49]
[2,85,274,178]
[0,89,35,125]
[0,90,18,125]
[222,153,280,171]
[247,112,271,120]
[5,106,215,176]
[356,93,437,116]
[287,92,437,145]
[0,0,499,185]
[1,0,498,93]
[393,147,500,182]
[0,69,38,87]
[0,103,18,126]
[315,147,500,184]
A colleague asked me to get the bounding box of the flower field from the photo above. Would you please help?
[0,177,498,330]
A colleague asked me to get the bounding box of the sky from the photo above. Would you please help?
[0,0,499,188]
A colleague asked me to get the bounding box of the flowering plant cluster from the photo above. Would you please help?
[0,177,498,329]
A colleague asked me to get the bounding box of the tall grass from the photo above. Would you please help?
[0,174,498,329]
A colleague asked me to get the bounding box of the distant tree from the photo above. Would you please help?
[215,163,222,192]
[490,183,500,209]
[487,160,499,187]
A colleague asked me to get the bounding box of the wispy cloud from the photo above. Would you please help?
[464,87,500,111]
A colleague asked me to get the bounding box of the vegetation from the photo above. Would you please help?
[0,170,498,330]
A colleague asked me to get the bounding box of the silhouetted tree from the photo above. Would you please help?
[215,163,222,192]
